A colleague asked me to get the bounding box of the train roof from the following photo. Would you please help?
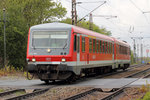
[113,38,130,47]
[30,22,114,41]
[30,22,72,30]
[72,25,114,42]
[30,22,129,47]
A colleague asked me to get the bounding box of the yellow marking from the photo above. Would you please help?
[88,35,96,39]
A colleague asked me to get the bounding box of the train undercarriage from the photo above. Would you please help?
[27,63,130,83]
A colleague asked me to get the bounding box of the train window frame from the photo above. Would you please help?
[102,41,105,53]
[110,43,112,54]
[93,39,96,53]
[96,40,99,53]
[108,42,110,54]
[77,36,80,53]
[105,42,107,54]
[99,40,102,53]
[119,45,121,54]
[112,44,114,54]
[32,31,69,49]
[82,37,85,52]
[89,38,92,53]
[109,42,111,54]
[107,42,108,53]
[74,35,77,51]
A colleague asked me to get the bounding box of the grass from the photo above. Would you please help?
[0,66,18,77]
[0,66,32,79]
[15,91,26,96]
[138,81,150,100]
[141,91,150,100]
[0,89,4,92]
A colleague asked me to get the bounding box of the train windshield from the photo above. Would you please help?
[32,31,68,48]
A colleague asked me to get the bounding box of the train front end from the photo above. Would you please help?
[26,23,74,82]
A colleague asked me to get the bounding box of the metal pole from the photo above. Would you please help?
[89,13,93,30]
[71,0,74,25]
[133,39,136,63]
[141,38,143,63]
[72,0,77,25]
[3,8,6,68]
[137,43,139,63]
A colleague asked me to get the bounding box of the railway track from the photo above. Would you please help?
[100,65,150,100]
[0,64,147,100]
[63,64,150,100]
[0,86,55,100]
[125,66,150,78]
[101,64,149,79]
[64,88,123,100]
[143,73,150,78]
[0,89,25,97]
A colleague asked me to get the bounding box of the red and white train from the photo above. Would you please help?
[26,23,130,83]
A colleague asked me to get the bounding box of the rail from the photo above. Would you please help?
[6,88,49,100]
[125,67,150,78]
[0,89,25,97]
[64,88,103,100]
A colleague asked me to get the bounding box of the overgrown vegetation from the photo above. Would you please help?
[131,50,134,64]
[0,66,23,76]
[138,81,150,100]
[0,66,33,79]
[141,91,150,100]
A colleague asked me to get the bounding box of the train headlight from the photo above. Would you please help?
[47,48,51,53]
[61,58,66,62]
[32,58,36,62]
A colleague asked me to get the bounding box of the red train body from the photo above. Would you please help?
[26,23,130,82]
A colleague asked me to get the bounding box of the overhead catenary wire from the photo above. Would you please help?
[104,2,133,35]
[65,0,149,38]
[76,1,107,4]
[77,1,106,23]
[129,0,150,24]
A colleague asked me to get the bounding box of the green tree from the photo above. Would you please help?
[61,18,111,36]
[0,0,66,68]
[131,51,134,64]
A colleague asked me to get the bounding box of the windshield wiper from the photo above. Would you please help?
[63,43,67,49]
[32,43,36,50]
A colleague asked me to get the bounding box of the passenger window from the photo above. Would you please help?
[102,41,105,53]
[109,43,110,53]
[112,44,114,54]
[89,38,92,53]
[108,42,109,53]
[100,40,102,53]
[119,45,120,54]
[77,36,80,53]
[105,42,107,53]
[74,35,77,51]
[82,37,85,52]
[110,43,112,53]
[96,40,99,53]
[93,39,96,53]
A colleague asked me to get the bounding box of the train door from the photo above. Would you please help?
[112,42,115,69]
[87,38,89,64]
[113,43,115,60]
[77,34,80,66]
[112,43,115,61]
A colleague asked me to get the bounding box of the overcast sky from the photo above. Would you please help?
[59,0,150,57]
